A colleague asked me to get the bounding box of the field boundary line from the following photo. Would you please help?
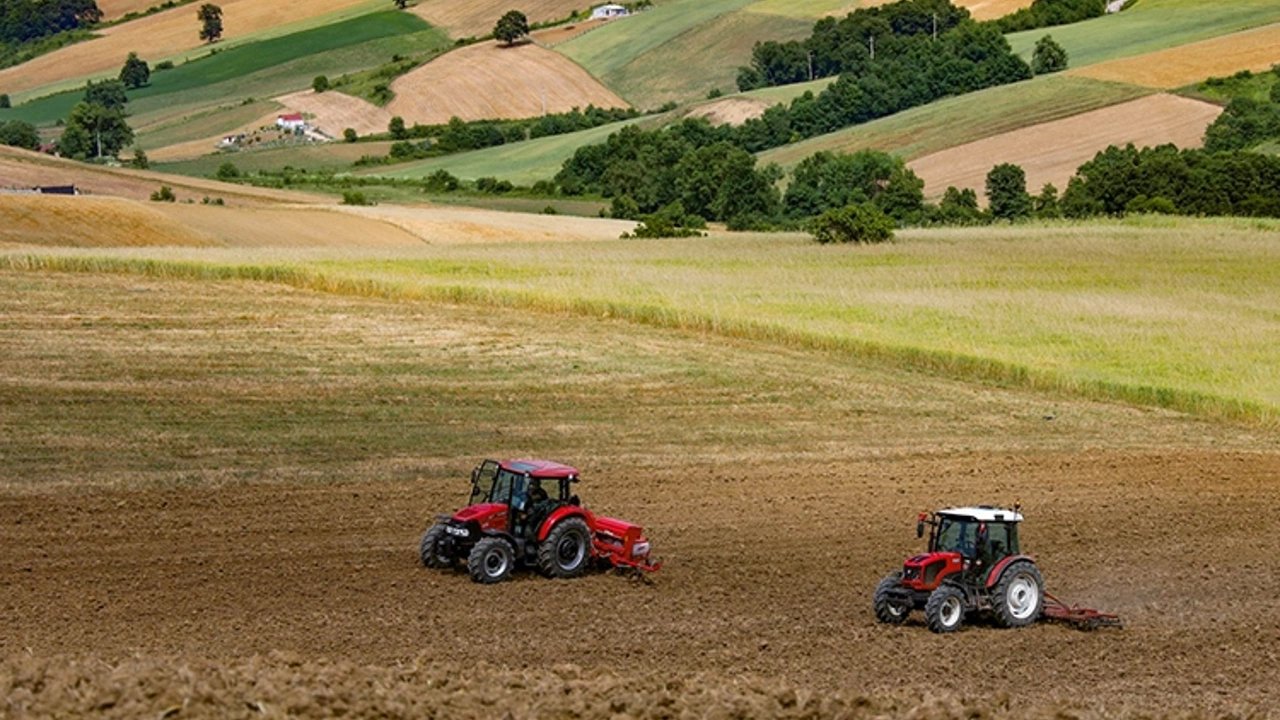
[1,253,1273,428]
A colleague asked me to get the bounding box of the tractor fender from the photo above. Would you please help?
[536,506,593,542]
[985,554,1037,589]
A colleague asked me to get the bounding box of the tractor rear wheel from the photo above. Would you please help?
[991,560,1044,628]
[537,517,591,579]
[873,573,911,624]
[925,583,966,633]
[468,537,515,584]
[419,523,452,569]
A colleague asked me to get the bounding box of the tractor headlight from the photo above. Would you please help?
[446,526,470,538]
[632,541,650,557]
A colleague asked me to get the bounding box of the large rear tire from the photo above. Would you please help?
[925,584,966,633]
[873,573,911,624]
[468,537,515,584]
[537,517,592,579]
[991,560,1044,628]
[419,523,452,569]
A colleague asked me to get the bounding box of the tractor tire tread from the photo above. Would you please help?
[925,583,966,634]
[873,572,910,624]
[468,536,514,584]
[537,516,592,579]
[990,559,1044,628]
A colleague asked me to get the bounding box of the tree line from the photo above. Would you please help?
[0,0,100,45]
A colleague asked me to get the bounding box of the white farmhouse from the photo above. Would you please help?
[590,4,629,20]
[276,113,307,131]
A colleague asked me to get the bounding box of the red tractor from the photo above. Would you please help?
[418,459,660,583]
[874,506,1045,633]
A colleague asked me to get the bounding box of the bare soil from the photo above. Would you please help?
[1,270,1278,717]
[683,96,773,126]
[907,93,1222,200]
[1072,22,1280,89]
[386,40,629,126]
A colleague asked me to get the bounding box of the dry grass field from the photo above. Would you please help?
[683,96,773,125]
[386,41,629,125]
[0,0,375,96]
[0,196,217,247]
[96,0,162,21]
[1071,22,1280,89]
[410,0,587,38]
[0,146,322,205]
[0,267,1277,717]
[907,93,1222,199]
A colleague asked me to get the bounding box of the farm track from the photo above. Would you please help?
[1,271,1278,717]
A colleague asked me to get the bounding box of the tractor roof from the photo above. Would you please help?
[499,459,580,480]
[937,506,1022,523]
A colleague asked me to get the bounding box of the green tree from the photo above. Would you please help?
[312,75,330,93]
[0,94,10,108]
[215,161,240,179]
[938,186,985,225]
[150,185,176,202]
[0,120,40,150]
[494,10,529,46]
[84,79,127,110]
[60,101,133,159]
[130,148,149,169]
[197,3,223,43]
[809,203,894,244]
[1034,183,1060,219]
[1271,77,1280,104]
[388,115,407,139]
[119,52,150,89]
[394,0,408,7]
[1031,35,1068,74]
[985,163,1032,220]
[610,195,640,220]
[343,128,358,143]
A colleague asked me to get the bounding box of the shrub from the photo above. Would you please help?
[475,176,512,194]
[215,161,240,180]
[423,169,460,192]
[343,128,358,143]
[313,75,330,92]
[1031,35,1068,74]
[130,149,149,169]
[610,195,640,220]
[809,203,894,244]
[150,185,176,202]
[0,94,9,109]
[154,60,174,71]
[341,190,372,206]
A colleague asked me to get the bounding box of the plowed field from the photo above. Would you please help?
[907,93,1221,199]
[411,0,586,38]
[1,269,1278,717]
[386,41,629,125]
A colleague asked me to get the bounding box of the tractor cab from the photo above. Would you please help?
[464,459,579,539]
[923,506,1022,566]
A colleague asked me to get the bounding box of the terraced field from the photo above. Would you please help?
[1071,22,1280,89]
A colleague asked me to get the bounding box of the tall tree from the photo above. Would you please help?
[83,79,128,110]
[0,120,40,150]
[60,101,133,159]
[119,52,150,89]
[986,163,1032,220]
[493,10,528,46]
[197,3,223,43]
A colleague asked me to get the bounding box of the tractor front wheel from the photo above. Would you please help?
[991,560,1044,628]
[468,537,515,584]
[538,517,591,579]
[873,573,911,624]
[419,523,453,569]
[925,584,966,633]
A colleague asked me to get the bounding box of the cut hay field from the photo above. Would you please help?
[97,0,165,22]
[1071,22,1280,89]
[757,75,1151,170]
[386,41,629,126]
[1,266,1278,717]
[0,0,383,98]
[907,93,1222,199]
[410,0,587,39]
[0,196,218,247]
[1006,0,1280,73]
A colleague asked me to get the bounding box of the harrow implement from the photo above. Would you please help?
[1042,592,1123,630]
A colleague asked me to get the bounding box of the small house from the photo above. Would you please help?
[590,4,629,20]
[276,113,306,131]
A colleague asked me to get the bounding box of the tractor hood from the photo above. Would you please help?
[452,503,506,523]
[905,551,961,567]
